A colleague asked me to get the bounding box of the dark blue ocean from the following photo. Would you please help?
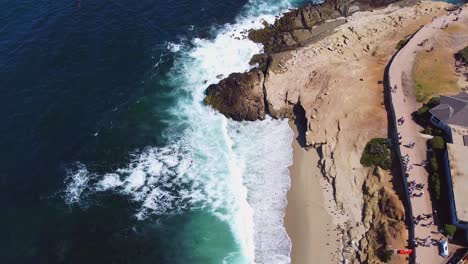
[0,0,463,263]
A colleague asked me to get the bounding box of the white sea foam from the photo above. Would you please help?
[63,163,92,205]
[228,118,293,264]
[63,0,317,263]
[167,42,182,53]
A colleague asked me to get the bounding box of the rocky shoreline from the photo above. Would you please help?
[204,0,452,263]
[204,0,417,126]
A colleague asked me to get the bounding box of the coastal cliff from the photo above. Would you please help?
[204,0,421,126]
[204,0,451,263]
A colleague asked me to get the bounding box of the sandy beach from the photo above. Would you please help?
[285,121,338,264]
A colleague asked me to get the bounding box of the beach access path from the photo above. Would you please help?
[388,6,467,264]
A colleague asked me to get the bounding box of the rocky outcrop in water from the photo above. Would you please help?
[204,70,266,121]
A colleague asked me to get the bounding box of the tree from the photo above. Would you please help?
[360,138,391,170]
[431,136,446,150]
[378,249,393,262]
[444,224,457,237]
[427,96,440,108]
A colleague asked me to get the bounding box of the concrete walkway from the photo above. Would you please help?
[388,6,467,264]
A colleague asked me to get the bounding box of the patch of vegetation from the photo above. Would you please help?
[421,127,444,136]
[413,105,431,124]
[444,224,457,237]
[360,138,391,170]
[456,46,468,63]
[427,96,441,107]
[395,34,411,50]
[378,249,394,263]
[413,96,440,129]
[414,50,459,103]
[428,136,447,201]
[429,157,441,201]
[431,136,446,150]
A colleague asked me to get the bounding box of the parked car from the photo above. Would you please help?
[439,240,449,258]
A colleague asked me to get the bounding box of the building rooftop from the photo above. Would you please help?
[447,143,468,222]
[430,92,468,127]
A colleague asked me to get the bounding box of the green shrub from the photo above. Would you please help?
[444,224,457,237]
[413,106,430,124]
[378,249,394,262]
[429,155,441,200]
[431,136,446,150]
[433,128,444,136]
[396,35,411,50]
[413,96,440,127]
[421,126,433,135]
[430,172,441,201]
[416,106,430,116]
[430,157,439,172]
[427,96,440,108]
[361,138,391,170]
[457,46,468,63]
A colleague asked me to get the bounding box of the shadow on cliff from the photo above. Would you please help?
[293,103,308,148]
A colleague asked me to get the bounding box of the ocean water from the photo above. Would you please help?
[0,0,308,263]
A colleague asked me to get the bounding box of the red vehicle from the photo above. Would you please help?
[397,249,413,255]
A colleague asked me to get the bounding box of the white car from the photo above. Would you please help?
[439,240,449,258]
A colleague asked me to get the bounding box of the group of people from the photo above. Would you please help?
[414,235,441,247]
[409,180,425,193]
[403,154,413,173]
[405,141,416,149]
[419,159,429,166]
[398,116,406,125]
[409,188,423,198]
[414,212,436,227]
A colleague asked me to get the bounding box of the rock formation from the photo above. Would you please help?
[204,70,266,121]
[248,0,408,54]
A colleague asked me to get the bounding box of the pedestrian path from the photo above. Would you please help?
[387,6,467,263]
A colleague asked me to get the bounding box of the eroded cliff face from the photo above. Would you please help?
[357,167,407,264]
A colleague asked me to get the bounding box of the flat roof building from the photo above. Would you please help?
[429,92,468,244]
[447,143,468,224]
